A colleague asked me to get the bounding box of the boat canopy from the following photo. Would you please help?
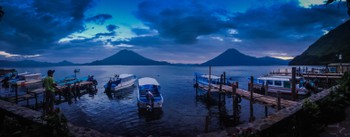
[194,72,221,80]
[138,77,159,86]
[257,75,301,81]
[201,74,220,80]
[119,73,135,79]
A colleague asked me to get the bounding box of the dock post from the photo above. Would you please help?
[222,73,226,103]
[249,76,255,122]
[265,82,268,117]
[285,68,288,75]
[219,74,223,104]
[232,82,238,122]
[292,67,296,100]
[248,82,250,92]
[26,88,29,106]
[205,115,209,133]
[207,66,212,103]
[34,90,38,109]
[219,74,223,91]
[223,72,226,85]
[195,75,198,95]
[277,91,281,111]
[15,84,18,104]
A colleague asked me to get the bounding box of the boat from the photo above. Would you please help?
[252,75,311,96]
[104,74,137,91]
[193,72,222,87]
[0,68,17,81]
[9,72,42,86]
[55,75,90,86]
[193,72,234,87]
[137,77,163,111]
[55,69,97,86]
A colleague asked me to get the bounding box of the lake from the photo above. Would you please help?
[13,65,285,136]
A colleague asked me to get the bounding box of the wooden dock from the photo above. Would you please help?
[302,73,343,79]
[198,84,297,108]
[3,80,96,108]
[198,66,343,136]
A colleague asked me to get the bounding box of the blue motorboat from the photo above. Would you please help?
[137,77,163,111]
[104,74,137,91]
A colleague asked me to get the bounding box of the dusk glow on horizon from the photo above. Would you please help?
[0,0,348,64]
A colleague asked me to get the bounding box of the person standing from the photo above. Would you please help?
[44,70,57,114]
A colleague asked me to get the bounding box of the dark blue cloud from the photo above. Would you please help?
[232,1,348,40]
[85,14,112,25]
[135,0,235,44]
[0,0,93,54]
[131,28,153,35]
[225,1,349,57]
[112,36,168,47]
[106,24,118,32]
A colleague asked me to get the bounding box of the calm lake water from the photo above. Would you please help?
[13,65,285,136]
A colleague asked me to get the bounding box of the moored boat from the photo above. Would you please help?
[252,75,311,96]
[9,72,42,86]
[137,77,163,111]
[0,68,17,81]
[104,74,137,91]
[193,72,221,87]
[193,73,233,87]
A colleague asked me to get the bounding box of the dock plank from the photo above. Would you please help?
[198,84,297,108]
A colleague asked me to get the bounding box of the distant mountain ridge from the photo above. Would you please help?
[87,50,170,65]
[290,20,350,65]
[0,49,289,67]
[201,48,289,66]
[0,60,75,67]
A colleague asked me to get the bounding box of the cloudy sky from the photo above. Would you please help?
[0,0,348,64]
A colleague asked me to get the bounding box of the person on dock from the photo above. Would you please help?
[1,76,10,92]
[44,70,57,115]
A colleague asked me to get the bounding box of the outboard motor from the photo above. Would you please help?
[146,90,154,111]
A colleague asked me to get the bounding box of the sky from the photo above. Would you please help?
[0,0,348,64]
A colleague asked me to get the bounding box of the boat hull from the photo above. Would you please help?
[110,79,136,91]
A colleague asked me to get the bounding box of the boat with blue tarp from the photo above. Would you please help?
[137,77,163,111]
[193,72,234,88]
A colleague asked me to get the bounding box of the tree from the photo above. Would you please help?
[326,0,350,17]
[0,6,4,21]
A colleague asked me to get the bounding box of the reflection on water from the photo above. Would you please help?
[12,65,282,136]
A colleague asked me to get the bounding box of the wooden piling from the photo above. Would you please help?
[292,67,296,100]
[219,74,223,104]
[219,74,223,92]
[222,73,226,103]
[223,72,226,85]
[265,82,268,117]
[14,84,18,104]
[195,75,198,95]
[277,91,281,111]
[25,88,29,106]
[285,68,288,75]
[249,76,255,122]
[205,116,209,133]
[232,82,238,122]
[207,66,212,102]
